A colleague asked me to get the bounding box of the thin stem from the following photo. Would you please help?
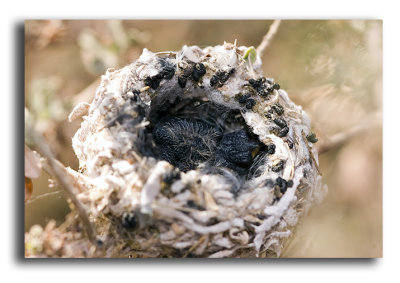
[26,126,97,244]
[25,190,63,205]
[256,20,281,58]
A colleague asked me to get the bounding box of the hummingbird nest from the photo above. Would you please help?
[63,43,325,258]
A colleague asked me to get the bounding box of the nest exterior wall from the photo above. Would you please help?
[66,43,325,258]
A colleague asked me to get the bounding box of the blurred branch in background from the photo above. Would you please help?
[317,113,381,154]
[27,20,67,49]
[256,20,281,58]
[72,78,101,106]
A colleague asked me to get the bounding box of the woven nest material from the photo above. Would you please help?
[57,43,326,258]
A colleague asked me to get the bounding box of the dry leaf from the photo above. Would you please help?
[25,177,33,202]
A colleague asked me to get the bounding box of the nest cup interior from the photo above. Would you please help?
[133,82,266,193]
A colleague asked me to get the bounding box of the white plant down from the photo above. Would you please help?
[69,42,327,258]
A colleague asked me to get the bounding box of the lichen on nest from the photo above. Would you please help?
[36,42,326,258]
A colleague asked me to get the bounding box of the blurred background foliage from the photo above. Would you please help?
[24,20,382,257]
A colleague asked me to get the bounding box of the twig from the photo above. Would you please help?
[26,126,97,244]
[317,114,381,154]
[72,78,101,106]
[256,20,281,58]
[183,235,207,258]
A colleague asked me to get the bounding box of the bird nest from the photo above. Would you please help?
[42,43,325,258]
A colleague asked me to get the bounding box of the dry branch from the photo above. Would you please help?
[26,125,97,245]
[256,20,281,58]
[317,113,381,154]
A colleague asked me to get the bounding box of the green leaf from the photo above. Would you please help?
[243,46,257,63]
